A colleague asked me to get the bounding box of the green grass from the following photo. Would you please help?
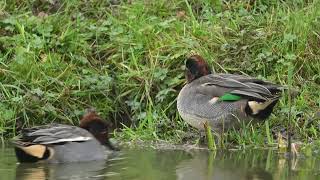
[0,0,319,148]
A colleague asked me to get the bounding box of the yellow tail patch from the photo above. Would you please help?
[248,99,276,115]
[19,145,46,158]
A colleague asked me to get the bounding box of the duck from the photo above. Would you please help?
[13,109,116,163]
[177,54,283,132]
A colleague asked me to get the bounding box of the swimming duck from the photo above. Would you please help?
[177,55,282,132]
[13,109,115,163]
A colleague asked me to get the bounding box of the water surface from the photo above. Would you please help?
[1,144,320,180]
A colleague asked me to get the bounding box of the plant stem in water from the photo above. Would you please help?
[204,121,215,150]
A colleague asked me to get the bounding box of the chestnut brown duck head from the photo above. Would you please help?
[177,54,283,132]
[185,55,212,82]
[80,108,118,150]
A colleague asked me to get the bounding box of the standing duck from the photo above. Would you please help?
[13,109,115,163]
[177,55,282,132]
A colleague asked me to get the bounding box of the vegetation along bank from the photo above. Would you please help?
[0,1,319,149]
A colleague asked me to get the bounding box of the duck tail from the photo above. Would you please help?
[12,141,50,163]
[263,84,283,94]
[266,84,299,97]
[245,97,280,120]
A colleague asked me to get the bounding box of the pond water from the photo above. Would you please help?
[1,144,320,180]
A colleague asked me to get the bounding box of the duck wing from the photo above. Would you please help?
[14,124,93,145]
[197,74,282,102]
[216,73,282,94]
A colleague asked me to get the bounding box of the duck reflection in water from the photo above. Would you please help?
[15,160,108,180]
[176,149,273,180]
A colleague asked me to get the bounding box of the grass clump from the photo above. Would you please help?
[0,0,319,148]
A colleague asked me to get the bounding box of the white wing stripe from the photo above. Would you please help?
[39,137,93,144]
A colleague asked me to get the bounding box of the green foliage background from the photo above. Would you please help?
[0,0,319,146]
